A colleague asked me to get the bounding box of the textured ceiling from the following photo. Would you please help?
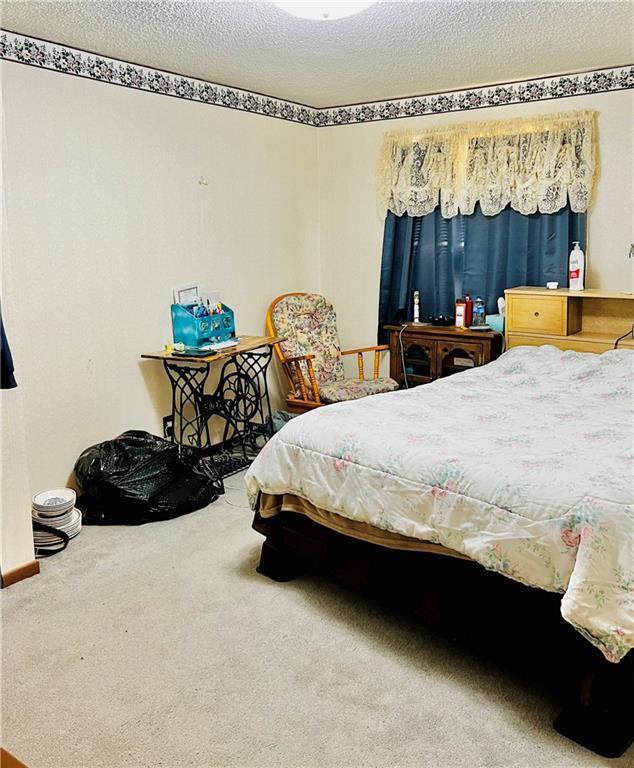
[1,1,632,107]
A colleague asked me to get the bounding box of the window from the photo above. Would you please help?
[378,203,586,342]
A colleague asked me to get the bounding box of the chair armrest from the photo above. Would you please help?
[284,353,316,364]
[282,355,320,404]
[341,345,389,355]
[341,345,389,380]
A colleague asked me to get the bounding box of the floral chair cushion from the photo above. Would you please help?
[318,376,399,404]
[272,294,345,386]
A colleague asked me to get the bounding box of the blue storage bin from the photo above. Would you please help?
[485,313,505,333]
[171,303,236,347]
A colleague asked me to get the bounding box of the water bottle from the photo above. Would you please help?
[473,296,486,326]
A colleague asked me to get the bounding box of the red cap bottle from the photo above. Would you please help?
[464,294,473,327]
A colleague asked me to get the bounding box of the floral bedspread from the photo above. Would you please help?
[246,346,634,662]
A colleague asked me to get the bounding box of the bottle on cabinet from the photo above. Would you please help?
[455,297,466,327]
[569,242,585,291]
[472,297,486,326]
[464,293,473,327]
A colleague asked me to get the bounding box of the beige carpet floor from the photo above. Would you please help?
[1,471,628,768]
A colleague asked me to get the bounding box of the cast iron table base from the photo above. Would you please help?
[162,347,274,485]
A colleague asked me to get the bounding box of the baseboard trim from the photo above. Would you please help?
[1,747,29,767]
[0,560,40,589]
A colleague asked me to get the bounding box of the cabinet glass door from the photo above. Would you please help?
[437,342,482,378]
[403,341,435,384]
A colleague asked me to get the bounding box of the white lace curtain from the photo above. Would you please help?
[378,110,598,219]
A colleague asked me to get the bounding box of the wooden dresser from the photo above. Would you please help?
[505,287,634,353]
[385,324,503,387]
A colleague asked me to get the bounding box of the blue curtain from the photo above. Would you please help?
[378,204,586,342]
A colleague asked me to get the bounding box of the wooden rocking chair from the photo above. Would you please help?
[266,292,398,414]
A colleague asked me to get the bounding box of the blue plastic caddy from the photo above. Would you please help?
[171,303,236,347]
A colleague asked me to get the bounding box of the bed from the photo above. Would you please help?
[246,345,633,754]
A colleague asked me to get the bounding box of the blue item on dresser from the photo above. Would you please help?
[171,303,236,347]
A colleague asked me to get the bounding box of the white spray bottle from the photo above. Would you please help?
[569,241,585,291]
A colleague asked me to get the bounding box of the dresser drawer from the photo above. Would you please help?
[507,295,568,335]
[507,333,615,354]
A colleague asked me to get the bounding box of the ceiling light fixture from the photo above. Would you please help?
[272,2,377,21]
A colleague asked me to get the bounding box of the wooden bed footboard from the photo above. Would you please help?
[252,509,633,758]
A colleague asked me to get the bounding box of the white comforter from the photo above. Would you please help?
[246,346,634,662]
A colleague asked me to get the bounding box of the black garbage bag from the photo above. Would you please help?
[74,430,220,524]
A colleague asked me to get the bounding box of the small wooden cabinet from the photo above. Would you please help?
[505,287,634,353]
[385,324,503,388]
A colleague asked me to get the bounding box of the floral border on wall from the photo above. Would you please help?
[1,30,632,127]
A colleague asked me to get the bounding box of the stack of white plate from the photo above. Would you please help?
[32,488,82,552]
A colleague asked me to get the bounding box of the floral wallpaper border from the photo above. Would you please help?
[1,30,632,127]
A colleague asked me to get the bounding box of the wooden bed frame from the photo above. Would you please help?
[252,508,633,759]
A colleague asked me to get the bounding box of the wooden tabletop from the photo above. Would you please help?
[384,323,500,339]
[505,286,634,300]
[141,335,282,364]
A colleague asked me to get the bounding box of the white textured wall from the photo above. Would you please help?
[1,96,36,575]
[1,387,36,573]
[1,62,319,499]
[318,90,634,352]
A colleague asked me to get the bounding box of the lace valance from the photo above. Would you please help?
[378,110,598,219]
